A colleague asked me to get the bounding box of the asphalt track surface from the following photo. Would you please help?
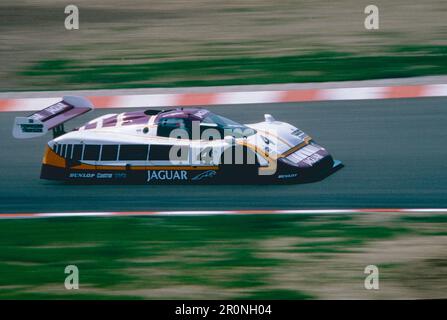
[1,97,446,213]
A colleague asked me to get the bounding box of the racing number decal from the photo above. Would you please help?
[197,147,213,165]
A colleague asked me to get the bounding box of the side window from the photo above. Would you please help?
[118,145,149,161]
[149,145,174,161]
[83,145,101,161]
[175,146,189,161]
[61,144,66,158]
[101,145,118,161]
[72,144,83,161]
[54,144,61,155]
[66,145,73,159]
[157,118,190,138]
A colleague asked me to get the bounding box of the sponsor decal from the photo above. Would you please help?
[303,153,324,166]
[20,123,44,133]
[147,170,188,182]
[194,109,209,118]
[260,135,274,145]
[69,172,126,180]
[192,170,217,181]
[97,173,113,179]
[278,173,298,179]
[31,102,70,121]
[69,172,95,178]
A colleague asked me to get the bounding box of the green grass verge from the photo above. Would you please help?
[18,45,447,91]
[0,213,435,299]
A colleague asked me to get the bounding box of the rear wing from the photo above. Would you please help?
[13,96,93,139]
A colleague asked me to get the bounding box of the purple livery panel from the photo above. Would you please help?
[29,100,91,129]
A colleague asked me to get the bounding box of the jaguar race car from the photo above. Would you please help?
[12,96,342,184]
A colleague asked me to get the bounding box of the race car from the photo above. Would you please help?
[12,96,342,184]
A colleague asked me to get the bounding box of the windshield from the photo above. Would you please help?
[201,113,256,138]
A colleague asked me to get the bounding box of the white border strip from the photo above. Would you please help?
[0,209,446,220]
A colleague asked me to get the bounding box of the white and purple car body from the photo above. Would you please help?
[13,96,342,184]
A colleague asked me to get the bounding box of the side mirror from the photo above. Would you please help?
[224,135,235,145]
[264,114,275,123]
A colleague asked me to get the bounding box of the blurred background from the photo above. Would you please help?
[1,0,446,90]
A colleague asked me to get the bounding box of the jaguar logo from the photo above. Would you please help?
[147,170,188,181]
[192,170,217,181]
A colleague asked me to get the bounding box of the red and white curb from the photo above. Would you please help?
[1,84,447,112]
[0,208,446,219]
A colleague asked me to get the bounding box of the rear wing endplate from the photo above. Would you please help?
[13,96,93,139]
